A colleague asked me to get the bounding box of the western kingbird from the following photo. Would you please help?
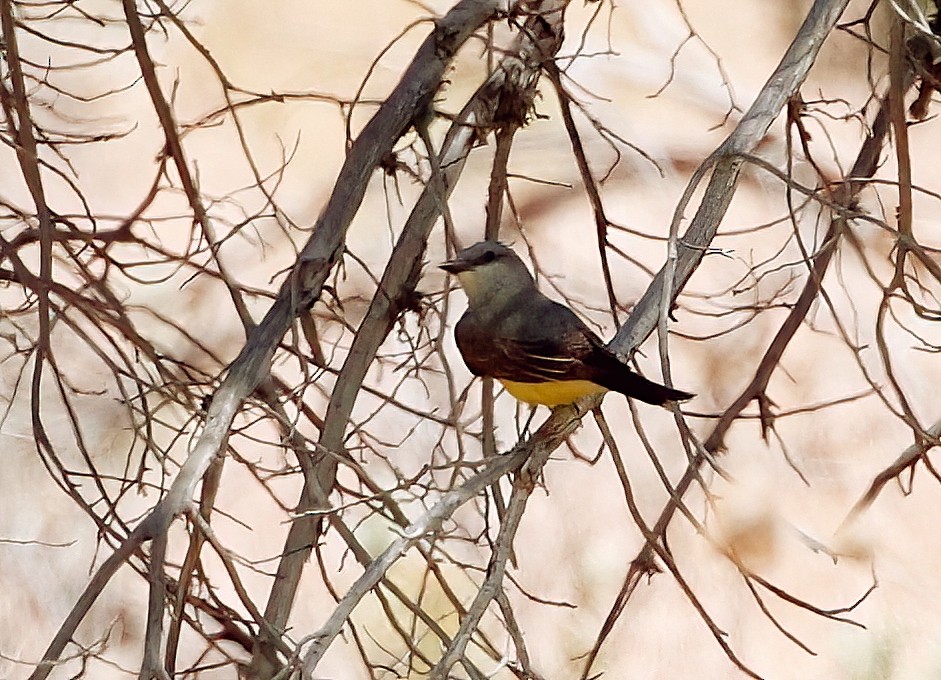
[440,241,694,407]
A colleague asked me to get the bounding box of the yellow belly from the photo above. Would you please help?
[499,379,607,407]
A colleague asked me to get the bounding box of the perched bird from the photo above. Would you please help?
[440,241,693,407]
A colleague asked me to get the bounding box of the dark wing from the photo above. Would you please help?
[454,305,590,382]
[454,296,694,406]
[545,307,694,405]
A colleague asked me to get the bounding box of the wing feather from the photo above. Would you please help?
[452,291,694,405]
[454,300,596,383]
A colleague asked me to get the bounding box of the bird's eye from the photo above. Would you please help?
[481,250,495,263]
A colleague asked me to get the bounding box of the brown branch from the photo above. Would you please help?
[298,399,589,674]
[428,439,543,679]
[121,0,254,333]
[545,61,620,326]
[251,5,567,675]
[592,408,762,678]
[574,0,862,676]
[28,2,508,677]
[581,84,895,680]
[164,456,224,674]
[842,417,941,525]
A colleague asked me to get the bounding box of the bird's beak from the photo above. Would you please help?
[439,258,470,274]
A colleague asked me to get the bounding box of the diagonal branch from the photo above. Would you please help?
[298,402,589,675]
[581,74,896,680]
[253,4,568,675]
[27,2,509,677]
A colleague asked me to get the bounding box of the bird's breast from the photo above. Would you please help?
[499,379,607,406]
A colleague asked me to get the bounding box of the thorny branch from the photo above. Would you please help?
[5,0,941,679]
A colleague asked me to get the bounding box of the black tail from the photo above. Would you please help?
[612,369,694,405]
[590,351,694,406]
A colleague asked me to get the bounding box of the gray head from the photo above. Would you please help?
[440,241,535,309]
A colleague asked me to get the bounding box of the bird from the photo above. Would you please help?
[439,240,693,407]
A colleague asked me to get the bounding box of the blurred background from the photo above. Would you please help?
[2,0,941,678]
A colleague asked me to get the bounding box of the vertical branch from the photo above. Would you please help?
[0,0,57,511]
[121,0,253,331]
[484,124,517,535]
[485,126,515,239]
[874,12,923,438]
[139,532,169,680]
[164,456,224,674]
[249,2,567,676]
[30,3,508,677]
[429,438,548,679]
[582,84,895,680]
[545,62,621,326]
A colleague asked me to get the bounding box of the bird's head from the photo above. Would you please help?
[440,241,534,309]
